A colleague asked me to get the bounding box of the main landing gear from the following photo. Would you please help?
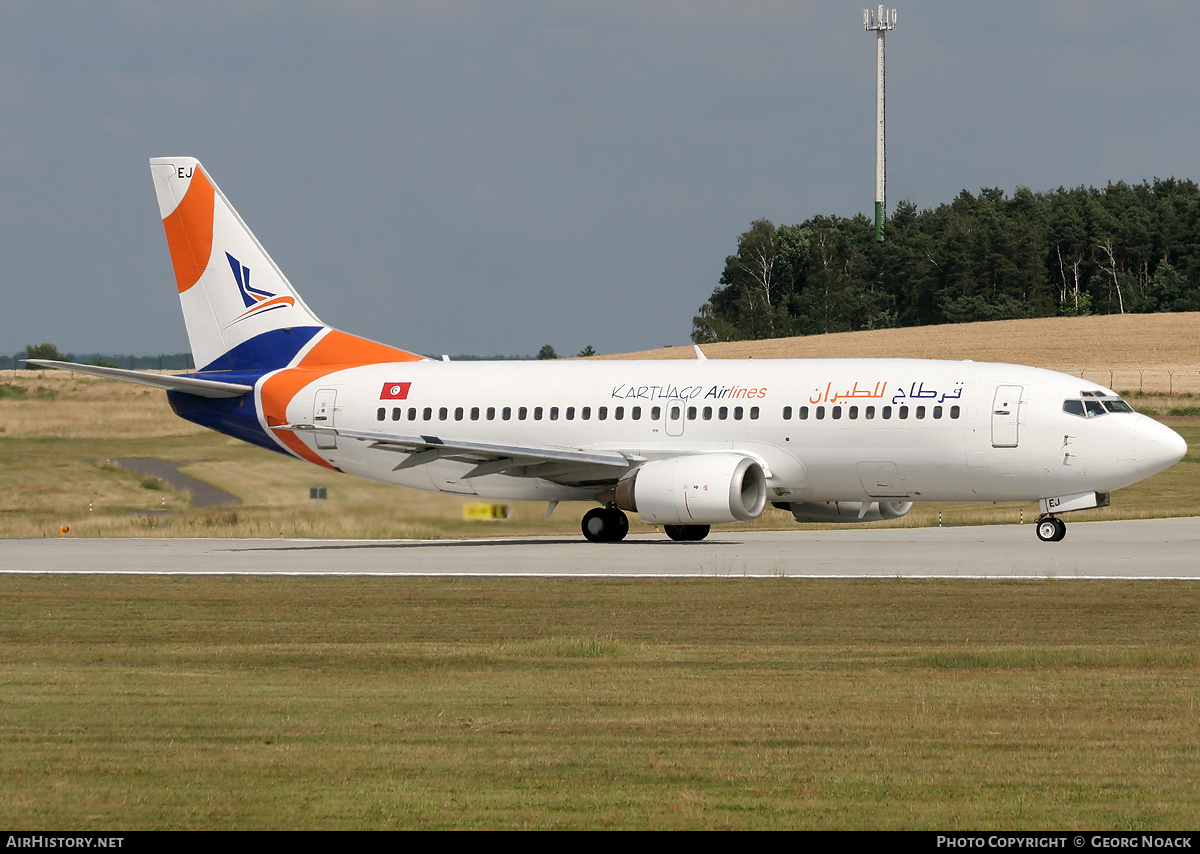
[1035,515,1067,542]
[582,504,629,542]
[664,524,710,542]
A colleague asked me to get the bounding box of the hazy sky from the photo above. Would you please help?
[2,1,1196,359]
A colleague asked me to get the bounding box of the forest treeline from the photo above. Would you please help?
[692,178,1200,344]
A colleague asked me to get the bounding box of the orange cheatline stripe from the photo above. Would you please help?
[259,330,423,467]
[160,166,215,294]
[296,329,424,366]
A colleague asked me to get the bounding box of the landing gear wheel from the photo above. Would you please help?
[664,524,711,542]
[582,506,629,543]
[1035,516,1067,542]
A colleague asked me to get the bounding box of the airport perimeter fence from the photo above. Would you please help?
[1076,368,1200,397]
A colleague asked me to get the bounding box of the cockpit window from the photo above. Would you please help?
[1064,395,1134,418]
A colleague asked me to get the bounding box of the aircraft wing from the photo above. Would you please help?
[276,424,636,483]
[24,360,254,399]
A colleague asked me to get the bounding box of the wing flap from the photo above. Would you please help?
[276,424,634,478]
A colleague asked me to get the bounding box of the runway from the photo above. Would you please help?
[3,517,1199,578]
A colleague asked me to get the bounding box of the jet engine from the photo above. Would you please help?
[779,500,913,524]
[614,453,767,525]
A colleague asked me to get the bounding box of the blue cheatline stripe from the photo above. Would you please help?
[199,325,325,372]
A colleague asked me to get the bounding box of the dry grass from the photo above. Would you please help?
[600,312,1200,395]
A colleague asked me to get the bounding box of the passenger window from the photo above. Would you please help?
[407,407,416,421]
[950,405,960,419]
[734,407,744,420]
[719,406,729,420]
[614,407,624,420]
[933,406,943,419]
[848,406,858,420]
[455,407,464,421]
[831,406,841,420]
[502,407,512,421]
[423,407,432,421]
[439,407,448,421]
[783,406,792,420]
[376,407,385,421]
[392,407,401,421]
[631,406,641,420]
[598,407,608,421]
[687,406,697,420]
[518,407,528,420]
[486,407,495,420]
[916,406,925,419]
[816,406,825,420]
[549,407,558,421]
[534,407,544,420]
[470,407,480,421]
[566,407,575,420]
[650,406,660,420]
[750,406,759,420]
[865,406,875,420]
[670,405,681,420]
[899,406,909,419]
[882,406,892,420]
[582,407,591,419]
[799,406,808,420]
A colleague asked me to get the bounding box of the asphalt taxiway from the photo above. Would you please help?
[2,517,1199,578]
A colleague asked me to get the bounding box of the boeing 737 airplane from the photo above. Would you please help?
[29,158,1188,543]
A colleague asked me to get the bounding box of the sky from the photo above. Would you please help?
[2,1,1197,359]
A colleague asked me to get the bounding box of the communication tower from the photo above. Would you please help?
[864,6,896,242]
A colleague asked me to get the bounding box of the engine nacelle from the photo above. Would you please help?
[614,454,767,525]
[779,500,913,524]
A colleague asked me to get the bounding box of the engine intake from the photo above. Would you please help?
[615,454,767,525]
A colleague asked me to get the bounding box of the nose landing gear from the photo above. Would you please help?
[1035,515,1067,542]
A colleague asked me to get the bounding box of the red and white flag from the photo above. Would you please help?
[380,382,412,400]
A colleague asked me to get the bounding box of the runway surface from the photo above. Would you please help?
[3,517,1199,578]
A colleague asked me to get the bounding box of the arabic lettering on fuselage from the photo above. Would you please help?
[807,380,966,406]
[610,383,768,401]
[890,380,964,406]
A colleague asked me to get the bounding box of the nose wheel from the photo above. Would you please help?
[1035,515,1067,542]
[582,505,629,542]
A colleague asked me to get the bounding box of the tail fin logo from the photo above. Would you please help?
[226,252,295,322]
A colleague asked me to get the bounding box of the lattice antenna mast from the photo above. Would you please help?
[864,6,896,242]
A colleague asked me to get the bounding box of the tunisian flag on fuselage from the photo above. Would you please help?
[380,382,412,400]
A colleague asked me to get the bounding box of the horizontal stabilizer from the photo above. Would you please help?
[24,360,254,399]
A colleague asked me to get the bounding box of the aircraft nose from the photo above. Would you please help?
[1133,417,1188,476]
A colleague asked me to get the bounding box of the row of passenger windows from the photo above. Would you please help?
[374,403,961,423]
[783,404,961,421]
[376,404,763,423]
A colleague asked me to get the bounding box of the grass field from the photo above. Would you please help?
[3,317,1199,829]
[2,576,1198,829]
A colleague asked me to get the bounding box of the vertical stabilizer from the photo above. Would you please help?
[150,157,328,371]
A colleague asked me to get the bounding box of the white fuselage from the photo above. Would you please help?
[268,357,1184,506]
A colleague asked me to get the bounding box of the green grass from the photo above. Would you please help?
[1,577,1198,829]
